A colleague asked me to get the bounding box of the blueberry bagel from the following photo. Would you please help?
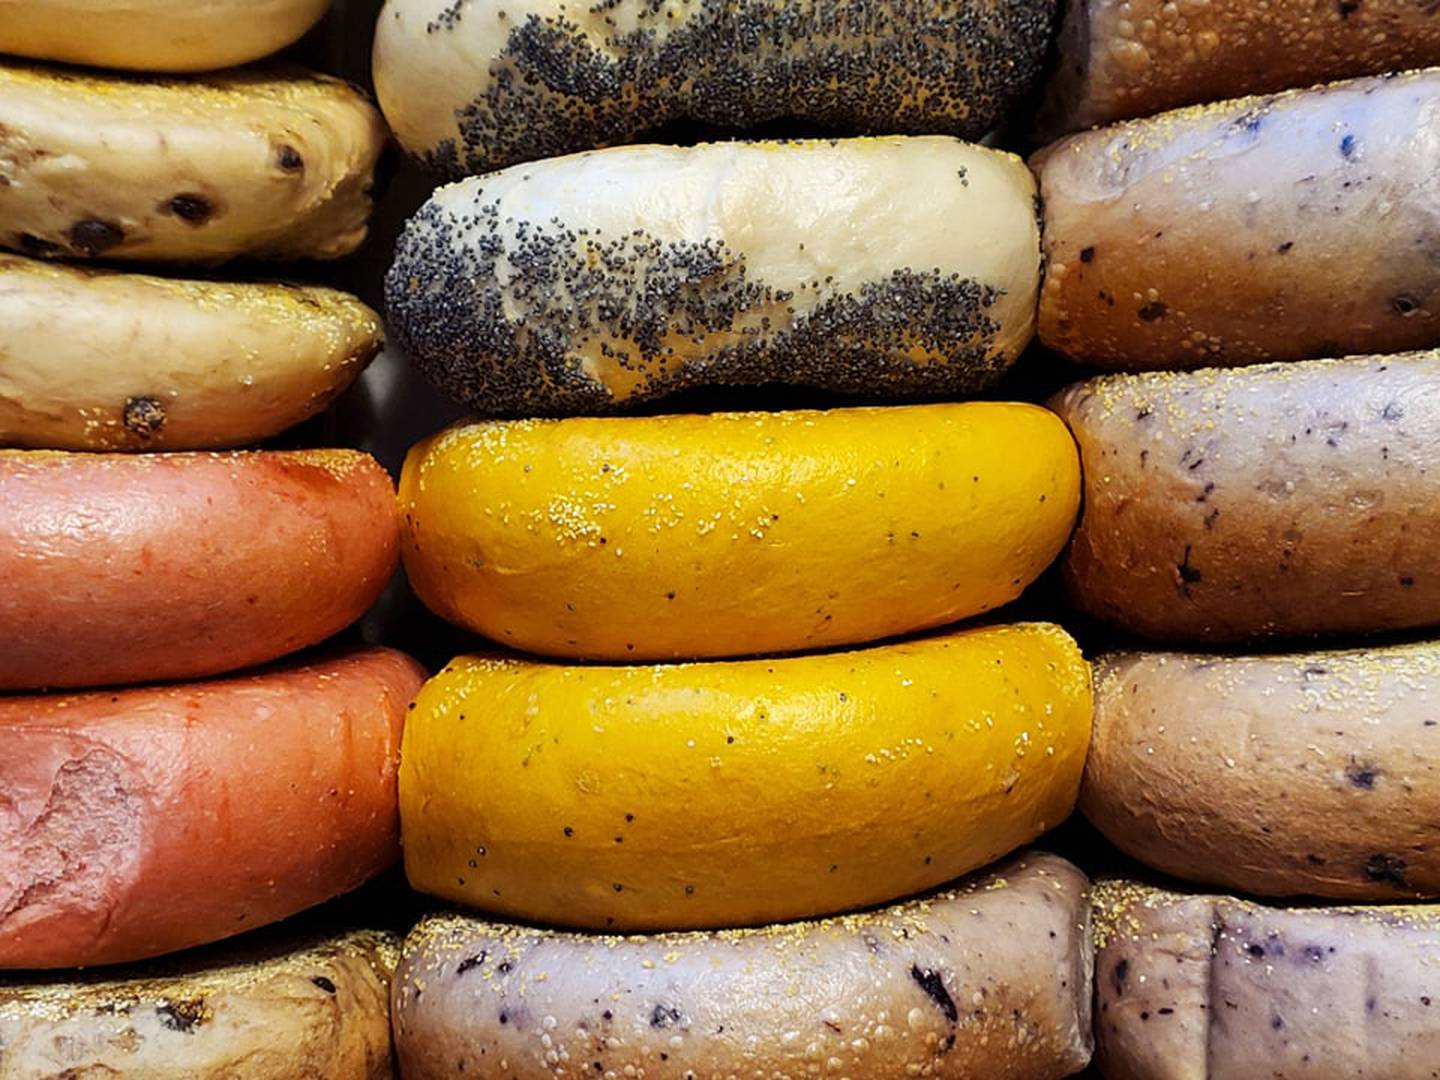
[1084,642,1440,901]
[1094,879,1440,1079]
[1036,69,1440,371]
[386,138,1040,416]
[373,0,1056,176]
[1052,351,1440,644]
[393,853,1094,1080]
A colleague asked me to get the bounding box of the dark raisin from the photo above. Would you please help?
[166,193,214,224]
[276,144,305,171]
[68,218,124,255]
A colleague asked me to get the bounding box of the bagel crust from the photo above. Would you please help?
[0,62,386,264]
[399,625,1092,930]
[386,138,1040,416]
[393,853,1093,1080]
[0,927,398,1078]
[0,649,425,969]
[399,404,1079,660]
[1084,643,1440,900]
[0,0,333,72]
[1035,69,1440,371]
[1040,0,1440,134]
[0,254,382,451]
[1052,352,1440,644]
[0,449,399,690]
[374,0,1056,176]
[1094,880,1440,1079]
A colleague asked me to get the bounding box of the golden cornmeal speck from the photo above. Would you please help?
[286,448,375,480]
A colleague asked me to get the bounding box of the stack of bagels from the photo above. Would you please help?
[0,4,425,1075]
[7,0,1440,1076]
[1032,22,1440,1080]
[376,0,1100,1074]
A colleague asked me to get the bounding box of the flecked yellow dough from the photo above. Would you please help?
[399,623,1093,930]
[399,403,1081,659]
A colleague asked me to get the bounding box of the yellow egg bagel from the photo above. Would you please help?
[399,404,1080,660]
[399,623,1093,930]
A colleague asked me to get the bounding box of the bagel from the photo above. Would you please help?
[1052,353,1440,643]
[373,0,1056,177]
[393,853,1094,1080]
[0,926,397,1077]
[0,61,386,264]
[0,648,424,969]
[0,449,398,691]
[1040,0,1440,133]
[399,404,1079,660]
[1094,879,1440,1079]
[385,138,1041,416]
[0,253,381,451]
[1084,643,1440,901]
[399,624,1091,930]
[0,0,332,72]
[1035,69,1440,370]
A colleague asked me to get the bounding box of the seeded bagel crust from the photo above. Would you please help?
[375,0,1056,176]
[387,138,1040,416]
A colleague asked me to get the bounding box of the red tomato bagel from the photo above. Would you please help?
[0,449,399,690]
[0,647,427,969]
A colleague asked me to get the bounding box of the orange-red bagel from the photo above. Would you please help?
[0,449,399,690]
[0,647,426,969]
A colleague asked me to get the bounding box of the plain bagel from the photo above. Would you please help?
[0,449,399,690]
[399,403,1079,660]
[1052,352,1440,644]
[0,926,398,1078]
[393,852,1094,1080]
[0,61,387,264]
[386,138,1041,416]
[0,648,425,969]
[0,253,382,451]
[1095,879,1440,1079]
[1084,642,1440,900]
[399,624,1092,930]
[0,0,333,72]
[1035,69,1440,370]
[1039,0,1440,133]
[374,0,1056,176]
